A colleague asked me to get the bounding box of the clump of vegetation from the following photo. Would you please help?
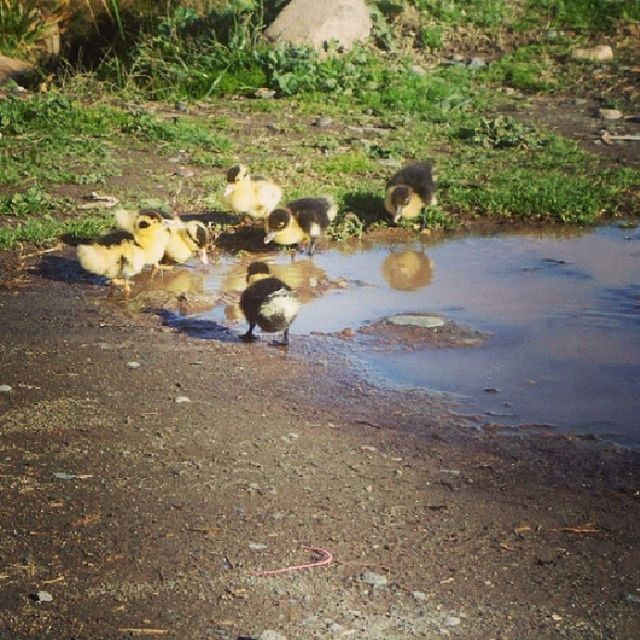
[461,115,546,149]
[327,212,365,242]
[0,0,66,58]
[0,186,56,216]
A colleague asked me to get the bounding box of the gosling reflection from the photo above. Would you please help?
[381,249,434,291]
[222,257,328,323]
[131,267,206,296]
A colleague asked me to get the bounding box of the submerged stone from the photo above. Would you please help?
[386,314,445,328]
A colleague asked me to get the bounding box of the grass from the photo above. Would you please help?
[0,2,638,250]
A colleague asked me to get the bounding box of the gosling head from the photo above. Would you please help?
[388,185,414,223]
[134,210,164,232]
[264,208,292,245]
[245,260,272,284]
[185,221,210,264]
[226,164,249,184]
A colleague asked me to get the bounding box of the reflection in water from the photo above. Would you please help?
[191,224,640,444]
[381,249,434,291]
[132,267,206,296]
[219,254,329,324]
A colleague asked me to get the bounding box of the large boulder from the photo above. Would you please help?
[0,55,35,85]
[264,0,371,52]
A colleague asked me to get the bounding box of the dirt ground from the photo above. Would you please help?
[0,242,639,640]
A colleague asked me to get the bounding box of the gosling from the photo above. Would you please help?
[385,160,437,224]
[223,164,282,219]
[264,196,337,255]
[239,261,300,346]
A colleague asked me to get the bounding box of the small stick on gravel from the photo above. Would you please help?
[251,545,333,577]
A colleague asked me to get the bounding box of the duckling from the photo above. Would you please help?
[115,208,209,265]
[164,219,210,265]
[239,261,300,345]
[223,164,282,219]
[131,209,171,269]
[76,229,146,294]
[385,160,437,224]
[264,196,337,255]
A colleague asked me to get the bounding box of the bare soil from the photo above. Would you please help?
[0,241,639,640]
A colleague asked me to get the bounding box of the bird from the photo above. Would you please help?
[76,229,146,294]
[115,208,208,266]
[384,160,437,224]
[239,261,300,345]
[162,218,210,265]
[223,164,282,219]
[264,196,337,255]
[129,209,171,270]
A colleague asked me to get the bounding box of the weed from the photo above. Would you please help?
[460,115,546,149]
[484,46,558,92]
[327,212,365,241]
[0,186,55,216]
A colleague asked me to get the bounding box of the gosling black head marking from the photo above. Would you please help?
[267,208,291,231]
[226,165,242,183]
[246,261,271,279]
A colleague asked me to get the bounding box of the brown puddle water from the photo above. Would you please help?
[137,224,640,445]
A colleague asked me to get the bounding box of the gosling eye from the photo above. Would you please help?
[138,220,150,229]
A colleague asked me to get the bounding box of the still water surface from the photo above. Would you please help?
[196,224,640,445]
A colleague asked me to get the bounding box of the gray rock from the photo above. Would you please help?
[127,361,141,369]
[598,108,623,120]
[313,116,334,127]
[409,64,427,77]
[467,56,486,69]
[254,87,276,99]
[376,158,403,169]
[361,571,387,586]
[571,45,613,61]
[412,590,427,601]
[259,631,287,640]
[174,395,191,404]
[265,0,371,52]
[444,615,461,626]
[387,314,445,328]
[249,542,268,551]
[32,590,53,602]
[0,384,12,392]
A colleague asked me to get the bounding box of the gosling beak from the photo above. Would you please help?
[223,184,234,197]
[264,231,276,245]
[199,248,209,264]
[393,209,403,223]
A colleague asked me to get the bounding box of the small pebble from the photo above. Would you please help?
[444,615,461,627]
[259,631,286,640]
[314,116,333,127]
[175,395,191,404]
[32,591,53,602]
[249,542,268,551]
[255,87,276,99]
[0,384,12,392]
[361,571,387,587]
[127,361,140,369]
[412,590,427,601]
[571,45,613,61]
[598,108,623,120]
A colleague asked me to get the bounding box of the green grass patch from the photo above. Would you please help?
[483,46,559,92]
[0,213,111,250]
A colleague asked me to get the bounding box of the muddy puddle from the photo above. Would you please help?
[131,223,640,445]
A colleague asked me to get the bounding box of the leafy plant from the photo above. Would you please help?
[461,115,546,149]
[0,186,55,216]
